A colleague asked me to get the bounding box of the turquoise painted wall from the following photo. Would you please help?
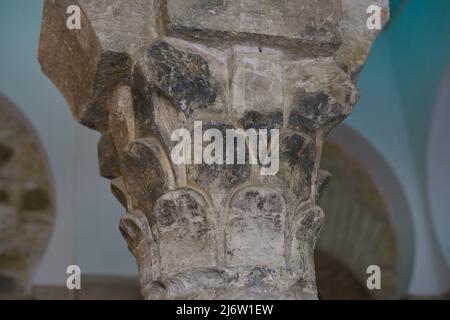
[387,0,450,172]
[346,34,450,295]
[345,0,450,294]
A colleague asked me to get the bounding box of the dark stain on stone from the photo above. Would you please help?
[20,189,50,211]
[256,193,283,216]
[239,111,283,130]
[129,69,172,157]
[157,199,178,227]
[0,143,13,166]
[303,21,342,52]
[98,133,121,179]
[178,193,201,217]
[280,133,316,187]
[198,163,248,187]
[245,267,276,286]
[0,190,9,205]
[131,67,157,137]
[298,206,324,239]
[302,210,316,227]
[121,141,168,219]
[189,121,250,191]
[292,277,309,290]
[81,51,132,132]
[288,91,344,131]
[155,191,207,231]
[235,189,284,232]
[302,142,317,183]
[147,40,218,115]
[238,112,282,169]
[281,134,306,165]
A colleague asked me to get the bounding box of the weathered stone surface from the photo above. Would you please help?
[187,121,251,208]
[239,111,284,130]
[0,94,55,299]
[142,40,218,115]
[108,86,136,154]
[166,0,342,56]
[98,133,121,179]
[231,50,284,118]
[284,58,358,133]
[226,187,286,269]
[39,0,388,300]
[120,138,175,218]
[155,189,217,277]
[278,132,317,198]
[38,0,160,131]
[110,178,128,209]
[288,91,345,131]
[336,0,389,78]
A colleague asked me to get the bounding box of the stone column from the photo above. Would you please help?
[39,0,388,299]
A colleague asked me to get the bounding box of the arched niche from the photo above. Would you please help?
[315,124,414,300]
[0,92,55,298]
[427,61,450,269]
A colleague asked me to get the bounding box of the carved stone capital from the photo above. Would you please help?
[39,0,388,299]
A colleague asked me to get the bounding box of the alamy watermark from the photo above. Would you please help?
[66,5,81,30]
[366,265,382,290]
[65,4,383,31]
[66,265,81,290]
[367,4,382,30]
[170,121,280,176]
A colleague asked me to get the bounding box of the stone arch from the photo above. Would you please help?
[0,92,55,298]
[315,124,414,299]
